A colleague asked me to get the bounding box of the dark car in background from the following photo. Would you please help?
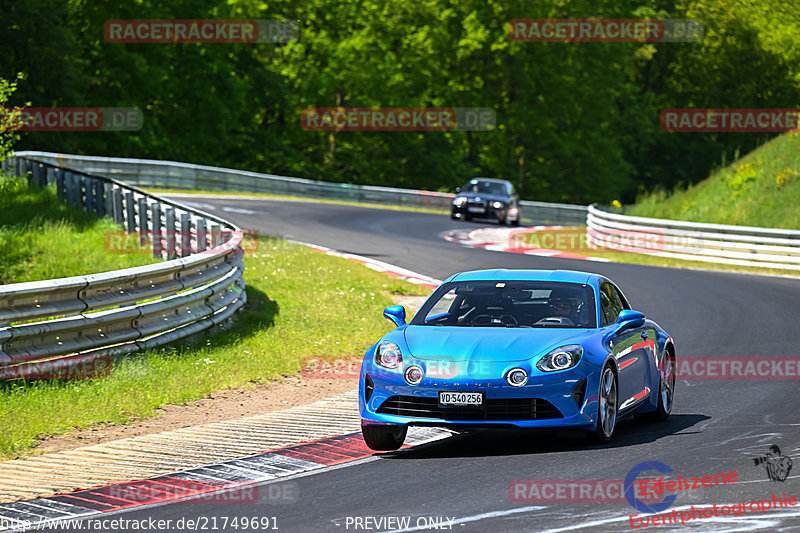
[451,178,521,225]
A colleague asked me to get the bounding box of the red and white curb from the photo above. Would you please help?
[0,427,450,532]
[443,227,609,262]
[292,240,443,289]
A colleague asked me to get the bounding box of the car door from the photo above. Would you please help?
[600,282,648,411]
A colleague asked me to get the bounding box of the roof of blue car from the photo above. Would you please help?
[447,269,595,284]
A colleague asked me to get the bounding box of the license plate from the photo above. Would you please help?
[438,391,484,407]
[467,206,485,213]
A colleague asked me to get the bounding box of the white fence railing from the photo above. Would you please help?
[587,204,800,270]
[0,156,247,379]
[15,151,589,225]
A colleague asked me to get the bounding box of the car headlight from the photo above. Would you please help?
[536,344,583,372]
[405,365,424,385]
[492,201,505,209]
[376,341,403,369]
[506,368,528,387]
[453,197,467,207]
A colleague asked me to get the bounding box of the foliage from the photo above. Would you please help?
[1,0,800,203]
[629,130,800,229]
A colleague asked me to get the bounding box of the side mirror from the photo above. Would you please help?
[383,305,406,327]
[616,309,645,331]
[455,187,461,193]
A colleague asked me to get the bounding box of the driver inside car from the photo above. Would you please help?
[547,292,582,324]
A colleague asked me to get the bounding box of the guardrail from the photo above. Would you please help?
[15,151,589,225]
[0,156,247,379]
[587,204,800,271]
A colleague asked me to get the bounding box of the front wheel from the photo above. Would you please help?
[590,365,618,443]
[362,424,407,451]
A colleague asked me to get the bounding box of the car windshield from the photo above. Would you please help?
[411,280,596,328]
[465,180,507,196]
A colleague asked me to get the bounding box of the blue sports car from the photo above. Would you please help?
[359,269,676,450]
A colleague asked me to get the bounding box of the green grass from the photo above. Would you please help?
[628,131,800,229]
[0,176,159,284]
[0,237,429,459]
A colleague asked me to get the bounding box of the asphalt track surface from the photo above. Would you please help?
[53,197,800,532]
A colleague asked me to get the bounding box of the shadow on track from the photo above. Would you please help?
[381,413,710,460]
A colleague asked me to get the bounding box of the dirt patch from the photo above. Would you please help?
[29,294,429,456]
[31,375,358,455]
[391,295,428,316]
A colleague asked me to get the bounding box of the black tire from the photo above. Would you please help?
[361,424,407,451]
[589,365,618,443]
[635,350,675,423]
[450,211,458,220]
[510,216,520,226]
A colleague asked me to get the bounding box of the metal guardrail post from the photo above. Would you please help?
[165,207,177,259]
[46,166,55,187]
[22,160,32,188]
[103,182,113,218]
[138,197,149,244]
[125,191,136,232]
[180,212,191,257]
[56,169,65,200]
[196,218,207,252]
[31,163,42,188]
[85,176,95,211]
[151,203,162,259]
[76,173,85,207]
[93,180,105,217]
[112,187,123,224]
[64,171,74,205]
[211,224,221,248]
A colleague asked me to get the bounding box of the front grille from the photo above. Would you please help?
[376,395,563,421]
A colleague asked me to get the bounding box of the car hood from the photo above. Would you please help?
[403,325,593,362]
[457,192,509,203]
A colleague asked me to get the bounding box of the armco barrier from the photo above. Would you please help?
[587,204,800,270]
[13,151,589,225]
[0,156,246,379]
